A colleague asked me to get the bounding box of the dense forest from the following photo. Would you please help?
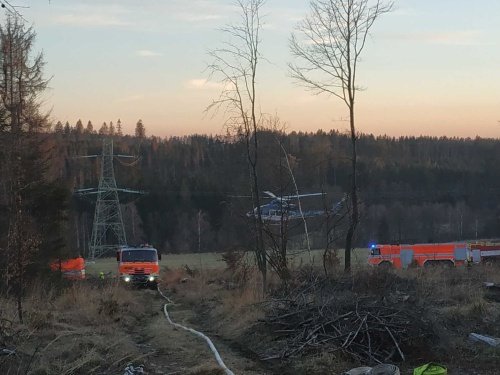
[48,124,500,257]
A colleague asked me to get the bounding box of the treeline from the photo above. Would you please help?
[52,118,146,138]
[51,128,500,256]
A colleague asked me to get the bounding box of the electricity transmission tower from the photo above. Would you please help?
[75,138,143,260]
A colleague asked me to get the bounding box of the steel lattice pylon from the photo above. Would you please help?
[89,139,127,259]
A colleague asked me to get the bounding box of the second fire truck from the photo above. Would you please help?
[368,242,500,269]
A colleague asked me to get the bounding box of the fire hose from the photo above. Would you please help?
[157,286,235,375]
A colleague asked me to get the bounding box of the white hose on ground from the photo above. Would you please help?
[157,287,173,304]
[157,286,235,375]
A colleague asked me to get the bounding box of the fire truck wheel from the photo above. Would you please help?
[483,257,500,266]
[378,261,393,268]
[424,260,454,268]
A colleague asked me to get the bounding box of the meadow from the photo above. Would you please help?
[85,248,370,276]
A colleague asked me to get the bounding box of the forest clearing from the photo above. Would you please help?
[1,0,500,374]
[85,250,370,276]
[2,260,500,374]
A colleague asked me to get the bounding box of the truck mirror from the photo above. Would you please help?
[158,252,162,261]
[116,252,120,262]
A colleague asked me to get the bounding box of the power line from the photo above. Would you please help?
[1,1,28,22]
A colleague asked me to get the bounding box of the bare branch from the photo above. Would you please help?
[289,0,392,272]
[289,0,392,106]
[206,0,269,291]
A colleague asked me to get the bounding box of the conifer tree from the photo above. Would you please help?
[135,119,145,138]
[54,120,63,133]
[86,120,93,133]
[117,118,123,136]
[0,15,66,323]
[75,118,83,134]
[99,121,109,135]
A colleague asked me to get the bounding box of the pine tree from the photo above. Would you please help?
[75,119,83,134]
[63,121,71,134]
[0,15,66,323]
[99,121,108,135]
[54,120,63,133]
[109,121,115,135]
[135,119,145,138]
[86,120,93,133]
[117,119,123,136]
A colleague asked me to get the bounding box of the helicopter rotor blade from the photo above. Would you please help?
[263,191,277,198]
[282,192,326,200]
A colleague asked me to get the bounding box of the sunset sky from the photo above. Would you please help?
[10,0,500,138]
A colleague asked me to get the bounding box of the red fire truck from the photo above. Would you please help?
[116,244,161,287]
[469,243,500,264]
[50,256,86,279]
[368,243,469,269]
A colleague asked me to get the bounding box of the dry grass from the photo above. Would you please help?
[5,262,494,374]
[161,267,267,338]
[214,272,266,340]
[187,364,226,374]
[161,263,500,374]
[0,280,149,374]
[290,352,357,375]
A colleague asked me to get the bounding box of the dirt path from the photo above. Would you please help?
[129,289,269,375]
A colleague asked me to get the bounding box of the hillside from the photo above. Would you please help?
[42,129,500,256]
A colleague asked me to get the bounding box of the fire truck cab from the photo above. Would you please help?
[469,243,500,264]
[116,245,161,287]
[368,243,469,269]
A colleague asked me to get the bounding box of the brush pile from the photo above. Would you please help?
[261,269,433,363]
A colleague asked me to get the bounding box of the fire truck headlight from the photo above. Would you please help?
[148,276,155,282]
[124,276,131,283]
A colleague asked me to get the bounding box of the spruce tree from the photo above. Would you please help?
[117,118,123,136]
[86,120,93,133]
[0,15,67,322]
[54,121,63,133]
[75,119,84,134]
[99,121,109,135]
[135,119,145,138]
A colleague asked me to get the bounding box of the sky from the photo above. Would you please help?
[5,0,499,138]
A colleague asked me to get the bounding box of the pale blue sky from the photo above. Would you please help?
[8,0,500,137]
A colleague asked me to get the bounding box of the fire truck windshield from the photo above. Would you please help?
[371,248,381,256]
[121,249,157,262]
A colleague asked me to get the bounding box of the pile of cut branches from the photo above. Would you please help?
[261,271,433,363]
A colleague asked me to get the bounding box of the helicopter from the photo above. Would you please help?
[246,191,346,224]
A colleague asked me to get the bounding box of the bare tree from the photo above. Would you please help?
[289,0,392,271]
[265,135,312,281]
[6,196,40,323]
[0,15,49,322]
[322,193,348,276]
[207,0,267,291]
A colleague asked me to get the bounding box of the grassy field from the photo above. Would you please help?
[85,248,370,276]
